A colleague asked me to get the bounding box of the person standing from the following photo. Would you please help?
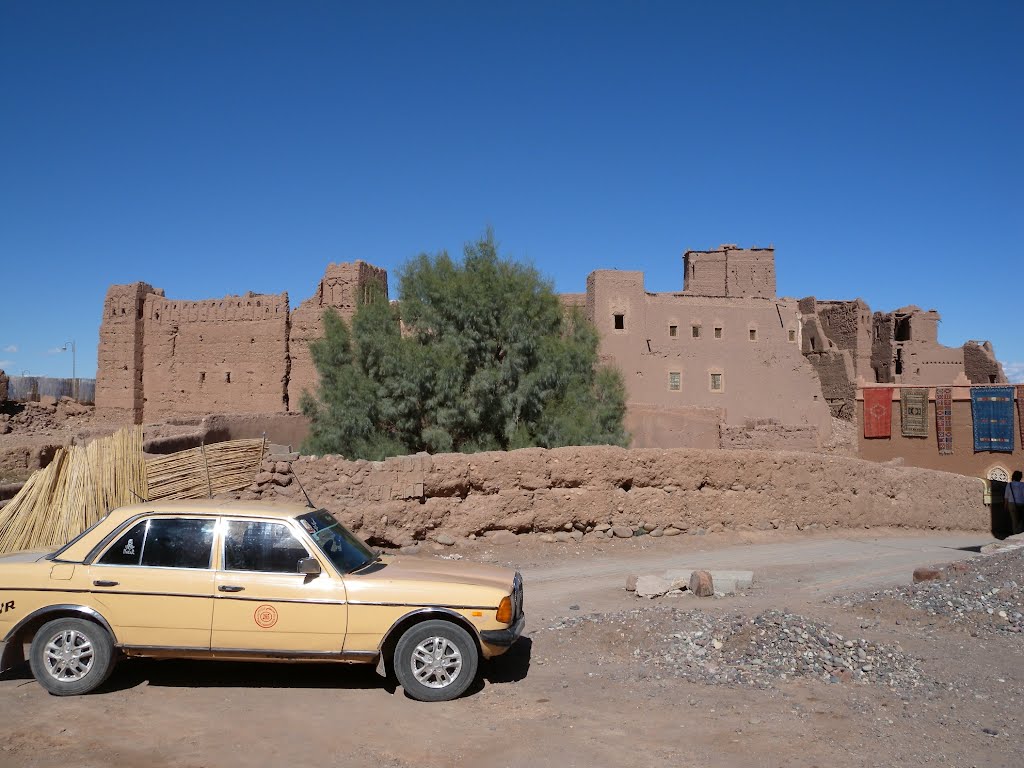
[1006,471,1024,536]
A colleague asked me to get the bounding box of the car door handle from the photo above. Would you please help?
[218,585,245,593]
[93,580,119,587]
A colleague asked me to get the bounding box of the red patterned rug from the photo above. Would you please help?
[864,387,893,439]
[935,387,953,454]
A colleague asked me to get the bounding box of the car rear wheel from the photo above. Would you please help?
[393,619,479,702]
[29,617,116,696]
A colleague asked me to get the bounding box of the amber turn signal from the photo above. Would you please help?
[496,595,513,624]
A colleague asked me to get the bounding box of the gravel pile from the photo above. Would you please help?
[836,549,1024,635]
[543,607,922,690]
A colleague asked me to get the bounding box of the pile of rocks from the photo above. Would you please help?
[628,569,754,598]
[545,607,922,690]
[0,398,94,435]
[837,549,1024,635]
[246,454,299,499]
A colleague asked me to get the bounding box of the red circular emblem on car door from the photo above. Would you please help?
[254,605,279,628]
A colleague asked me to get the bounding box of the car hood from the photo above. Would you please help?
[370,555,515,592]
[0,549,52,565]
[341,554,517,608]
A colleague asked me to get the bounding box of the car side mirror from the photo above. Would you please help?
[297,557,321,576]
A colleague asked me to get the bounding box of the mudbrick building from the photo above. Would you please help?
[574,244,1003,450]
[95,244,1005,457]
[96,262,387,423]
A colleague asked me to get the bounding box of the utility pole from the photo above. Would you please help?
[62,340,76,399]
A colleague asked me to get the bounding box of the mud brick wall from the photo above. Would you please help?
[719,421,820,451]
[141,292,290,420]
[95,262,387,423]
[250,445,988,545]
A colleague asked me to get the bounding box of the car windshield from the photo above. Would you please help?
[296,509,376,573]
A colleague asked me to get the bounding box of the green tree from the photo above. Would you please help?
[301,230,628,458]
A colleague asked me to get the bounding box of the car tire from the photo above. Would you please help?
[29,617,116,696]
[393,619,479,702]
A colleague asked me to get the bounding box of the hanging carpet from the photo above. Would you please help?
[864,387,893,439]
[971,386,1015,453]
[900,388,929,437]
[935,387,953,455]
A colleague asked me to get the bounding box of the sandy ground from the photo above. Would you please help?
[0,528,1020,768]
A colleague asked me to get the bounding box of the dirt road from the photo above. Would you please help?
[1,529,1019,768]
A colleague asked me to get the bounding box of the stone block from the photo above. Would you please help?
[688,570,714,597]
[635,575,675,598]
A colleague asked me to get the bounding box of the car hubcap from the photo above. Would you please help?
[411,636,463,689]
[43,629,94,682]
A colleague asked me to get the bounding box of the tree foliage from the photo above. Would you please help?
[301,231,628,459]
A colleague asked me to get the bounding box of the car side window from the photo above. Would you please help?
[223,520,310,573]
[98,518,215,569]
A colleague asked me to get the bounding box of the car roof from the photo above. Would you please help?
[53,499,324,562]
[105,499,317,524]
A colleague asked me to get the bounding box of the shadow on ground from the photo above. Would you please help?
[0,636,533,699]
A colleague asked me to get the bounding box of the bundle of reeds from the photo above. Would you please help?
[146,438,264,500]
[0,426,146,554]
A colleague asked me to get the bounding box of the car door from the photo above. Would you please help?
[211,518,347,654]
[88,515,217,649]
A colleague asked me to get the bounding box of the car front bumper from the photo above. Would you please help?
[480,614,525,649]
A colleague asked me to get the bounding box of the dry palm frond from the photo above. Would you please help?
[0,426,146,554]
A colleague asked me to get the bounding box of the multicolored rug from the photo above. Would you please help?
[901,388,929,437]
[864,387,893,439]
[971,386,1015,453]
[935,387,953,455]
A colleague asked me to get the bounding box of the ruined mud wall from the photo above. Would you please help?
[682,245,776,299]
[963,342,1006,384]
[0,370,7,403]
[247,445,987,545]
[141,292,290,420]
[288,261,388,407]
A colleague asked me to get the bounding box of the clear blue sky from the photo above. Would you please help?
[1,1,1021,381]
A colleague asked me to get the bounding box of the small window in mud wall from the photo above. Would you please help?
[668,371,681,391]
[710,372,723,392]
[669,324,677,337]
[613,313,625,330]
[714,326,723,339]
[788,329,797,342]
[749,327,758,341]
[691,324,701,338]
[225,372,231,384]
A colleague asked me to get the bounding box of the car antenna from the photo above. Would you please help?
[292,465,316,508]
[128,488,149,503]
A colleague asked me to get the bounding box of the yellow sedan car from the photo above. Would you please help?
[0,500,524,702]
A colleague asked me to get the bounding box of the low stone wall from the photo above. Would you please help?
[244,445,989,546]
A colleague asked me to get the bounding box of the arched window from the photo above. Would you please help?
[988,467,1009,483]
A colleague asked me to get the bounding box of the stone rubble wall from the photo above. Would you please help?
[242,445,988,546]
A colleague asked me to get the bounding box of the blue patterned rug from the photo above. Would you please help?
[971,386,1015,453]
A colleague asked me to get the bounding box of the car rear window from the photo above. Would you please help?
[98,518,215,569]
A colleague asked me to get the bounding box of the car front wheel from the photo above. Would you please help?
[29,617,116,696]
[393,619,479,702]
